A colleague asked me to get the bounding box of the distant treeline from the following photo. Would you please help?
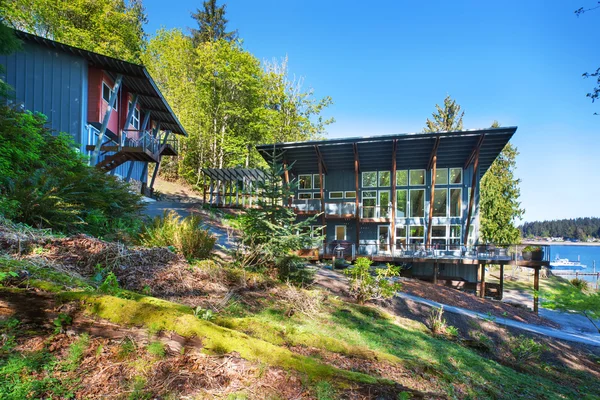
[520,217,600,240]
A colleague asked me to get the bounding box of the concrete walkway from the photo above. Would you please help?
[396,291,600,347]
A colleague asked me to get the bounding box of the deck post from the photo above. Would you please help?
[354,144,361,250]
[209,178,214,205]
[318,151,326,251]
[390,139,397,253]
[479,263,486,298]
[283,160,292,207]
[149,131,171,191]
[91,74,123,166]
[499,264,505,300]
[426,136,440,248]
[464,135,484,245]
[433,261,438,285]
[533,267,540,314]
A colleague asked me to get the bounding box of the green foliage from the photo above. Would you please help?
[275,255,315,286]
[343,259,402,304]
[191,0,237,45]
[239,154,320,267]
[423,95,464,132]
[570,277,589,291]
[53,313,72,334]
[139,210,216,259]
[0,271,18,283]
[146,341,165,358]
[3,0,147,63]
[63,334,89,371]
[98,272,120,295]
[521,217,600,240]
[480,134,524,244]
[193,306,215,321]
[544,280,600,332]
[118,337,137,359]
[0,106,143,237]
[426,306,448,335]
[0,19,21,98]
[508,335,546,364]
[315,381,336,400]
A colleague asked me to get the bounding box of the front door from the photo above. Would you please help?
[335,225,346,241]
[378,225,390,252]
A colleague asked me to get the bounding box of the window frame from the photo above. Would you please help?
[449,225,462,245]
[102,81,117,108]
[362,171,377,188]
[378,171,391,187]
[344,191,356,199]
[298,192,313,200]
[329,191,344,199]
[409,169,426,186]
[396,189,407,218]
[335,225,347,241]
[434,168,448,185]
[298,174,313,190]
[129,101,140,130]
[313,192,322,199]
[409,225,425,244]
[449,168,463,185]
[396,170,408,186]
[409,188,425,217]
[432,188,448,217]
[449,188,462,217]
[313,174,322,189]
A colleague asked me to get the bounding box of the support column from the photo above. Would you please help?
[203,174,207,204]
[283,160,292,207]
[533,267,540,313]
[209,178,214,205]
[390,140,397,253]
[464,135,484,245]
[149,131,171,191]
[426,156,437,248]
[433,261,438,285]
[499,264,505,300]
[354,144,361,248]
[318,157,326,250]
[480,263,486,298]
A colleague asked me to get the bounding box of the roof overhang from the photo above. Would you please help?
[13,30,187,136]
[256,127,517,178]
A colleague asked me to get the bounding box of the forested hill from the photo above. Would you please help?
[520,217,600,240]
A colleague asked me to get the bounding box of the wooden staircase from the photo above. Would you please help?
[86,145,162,172]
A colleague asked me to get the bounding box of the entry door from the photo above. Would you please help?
[335,225,346,241]
[378,225,390,252]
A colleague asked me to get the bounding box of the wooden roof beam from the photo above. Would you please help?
[314,145,328,175]
[427,136,441,170]
[464,134,486,169]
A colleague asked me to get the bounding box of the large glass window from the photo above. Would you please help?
[362,171,377,187]
[362,191,376,218]
[410,169,425,186]
[409,189,425,217]
[396,170,408,186]
[378,171,391,187]
[450,188,462,217]
[298,175,312,190]
[396,226,407,248]
[433,188,448,217]
[450,168,462,184]
[313,174,321,189]
[450,225,461,246]
[432,225,447,246]
[435,168,448,185]
[396,189,407,217]
[379,191,390,218]
[409,225,424,244]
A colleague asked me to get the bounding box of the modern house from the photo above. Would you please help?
[0,30,187,192]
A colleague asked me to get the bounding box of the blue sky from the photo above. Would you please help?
[144,0,599,222]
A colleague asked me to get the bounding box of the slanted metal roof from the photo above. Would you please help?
[13,30,187,136]
[256,127,516,178]
[201,168,266,182]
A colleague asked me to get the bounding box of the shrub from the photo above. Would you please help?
[570,278,589,291]
[509,335,546,364]
[0,105,143,237]
[139,210,216,259]
[427,306,447,335]
[275,255,315,286]
[146,341,165,358]
[343,258,402,304]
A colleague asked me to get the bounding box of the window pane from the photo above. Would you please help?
[102,83,110,102]
[450,188,461,217]
[433,188,447,217]
[379,191,390,217]
[396,170,408,186]
[450,225,461,238]
[313,174,321,189]
[435,168,448,185]
[363,190,376,198]
[432,225,447,237]
[298,193,312,199]
[345,191,356,199]
[378,171,391,187]
[410,226,424,237]
[410,189,425,217]
[362,172,377,187]
[329,191,343,199]
[298,175,312,189]
[410,170,425,186]
[313,192,321,199]
[335,226,346,241]
[396,189,407,217]
[450,168,462,184]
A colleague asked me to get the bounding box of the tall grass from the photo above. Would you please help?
[139,211,215,259]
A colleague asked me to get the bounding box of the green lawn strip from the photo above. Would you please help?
[57,291,394,388]
[217,299,597,399]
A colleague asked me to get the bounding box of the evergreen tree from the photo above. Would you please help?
[423,95,465,132]
[240,148,320,266]
[191,0,237,45]
[480,121,524,244]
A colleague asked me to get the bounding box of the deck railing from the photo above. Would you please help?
[325,202,356,217]
[292,199,321,213]
[122,129,161,154]
[360,205,392,219]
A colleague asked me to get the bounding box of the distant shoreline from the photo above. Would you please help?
[522,240,600,247]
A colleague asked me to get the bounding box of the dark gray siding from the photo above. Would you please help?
[0,41,87,145]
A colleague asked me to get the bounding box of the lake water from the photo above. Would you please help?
[548,245,600,287]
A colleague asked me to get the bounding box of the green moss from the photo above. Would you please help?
[59,291,390,387]
[0,256,92,292]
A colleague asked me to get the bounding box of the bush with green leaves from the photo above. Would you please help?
[139,210,216,259]
[276,255,315,286]
[343,258,402,304]
[570,278,589,291]
[509,335,547,364]
[0,105,143,238]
